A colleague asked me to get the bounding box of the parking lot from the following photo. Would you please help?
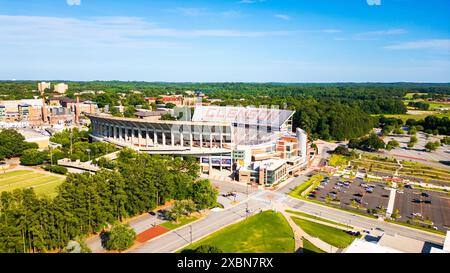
[394,186,450,230]
[308,175,390,215]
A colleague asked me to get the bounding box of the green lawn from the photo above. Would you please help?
[285,210,351,229]
[380,112,450,122]
[328,154,349,167]
[289,174,324,198]
[302,238,325,253]
[0,170,65,197]
[160,215,199,230]
[180,211,295,253]
[292,217,357,249]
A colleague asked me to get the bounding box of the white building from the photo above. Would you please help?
[54,83,69,94]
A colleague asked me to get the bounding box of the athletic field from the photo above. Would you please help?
[0,170,65,197]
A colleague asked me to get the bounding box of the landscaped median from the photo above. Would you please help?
[178,210,295,253]
[160,214,200,230]
[288,173,324,198]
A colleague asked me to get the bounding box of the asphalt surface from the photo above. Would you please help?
[130,179,445,253]
[394,187,450,230]
[311,176,390,213]
[132,198,267,253]
[129,142,447,253]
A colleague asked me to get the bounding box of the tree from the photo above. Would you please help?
[193,245,223,253]
[0,129,38,159]
[391,209,400,219]
[105,223,136,251]
[165,103,176,109]
[333,145,349,155]
[20,149,48,166]
[393,127,404,135]
[408,127,417,135]
[160,113,176,121]
[425,141,440,152]
[123,105,136,118]
[386,140,400,151]
[408,135,418,149]
[191,179,218,210]
[441,136,450,145]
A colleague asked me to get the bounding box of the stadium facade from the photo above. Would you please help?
[88,105,310,186]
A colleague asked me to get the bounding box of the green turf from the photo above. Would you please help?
[0,170,65,197]
[180,211,295,253]
[289,174,324,198]
[292,217,357,249]
[379,112,450,122]
[285,210,351,229]
[302,238,325,253]
[160,215,199,230]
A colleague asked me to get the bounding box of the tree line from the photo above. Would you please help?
[0,149,217,253]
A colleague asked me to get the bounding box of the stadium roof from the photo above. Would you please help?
[192,106,294,128]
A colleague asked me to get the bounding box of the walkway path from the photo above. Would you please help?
[278,205,339,253]
[386,182,397,217]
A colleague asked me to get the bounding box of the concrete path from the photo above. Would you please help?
[279,208,303,252]
[386,182,397,217]
[279,205,339,253]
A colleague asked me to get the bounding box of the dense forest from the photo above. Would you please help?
[1,81,449,140]
[0,149,217,253]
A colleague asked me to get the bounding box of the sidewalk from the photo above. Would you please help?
[279,206,342,253]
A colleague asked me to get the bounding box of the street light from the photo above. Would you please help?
[189,225,193,245]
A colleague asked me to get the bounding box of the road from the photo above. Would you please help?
[132,198,268,253]
[129,141,445,253]
[130,181,445,253]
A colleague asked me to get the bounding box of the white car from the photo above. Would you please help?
[397,190,404,194]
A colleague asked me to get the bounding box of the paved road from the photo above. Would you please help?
[129,142,445,253]
[131,197,268,253]
[130,181,444,253]
[280,195,444,245]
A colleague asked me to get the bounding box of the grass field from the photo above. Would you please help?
[160,215,199,230]
[180,211,295,253]
[302,238,325,253]
[0,170,65,197]
[380,112,450,122]
[291,217,357,249]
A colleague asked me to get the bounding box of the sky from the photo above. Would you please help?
[0,0,449,82]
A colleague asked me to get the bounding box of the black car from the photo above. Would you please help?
[412,199,422,203]
[149,211,156,216]
[421,192,429,197]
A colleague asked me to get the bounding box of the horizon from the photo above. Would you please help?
[0,0,449,82]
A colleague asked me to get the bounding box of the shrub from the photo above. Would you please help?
[43,165,68,175]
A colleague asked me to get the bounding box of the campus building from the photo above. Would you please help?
[88,105,310,186]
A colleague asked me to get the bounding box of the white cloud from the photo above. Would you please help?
[354,28,407,40]
[385,39,450,51]
[366,0,381,6]
[274,14,291,21]
[0,15,297,49]
[66,0,81,6]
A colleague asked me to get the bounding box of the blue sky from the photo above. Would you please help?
[0,0,449,82]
